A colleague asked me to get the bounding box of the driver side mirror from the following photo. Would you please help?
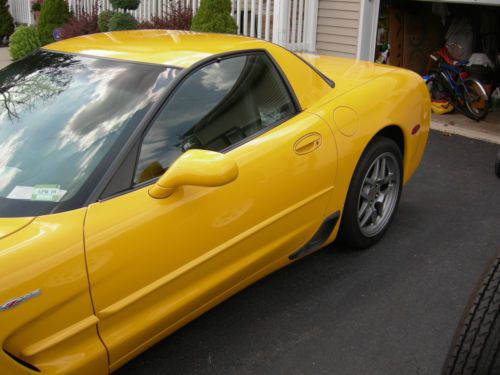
[149,149,239,199]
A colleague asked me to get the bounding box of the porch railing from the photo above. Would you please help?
[7,0,318,52]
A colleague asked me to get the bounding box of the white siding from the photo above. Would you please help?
[316,0,361,58]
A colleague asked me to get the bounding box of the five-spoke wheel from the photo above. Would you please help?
[338,136,403,249]
[357,153,401,237]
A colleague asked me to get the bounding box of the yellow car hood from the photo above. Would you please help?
[0,217,35,240]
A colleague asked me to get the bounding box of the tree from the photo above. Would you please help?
[0,0,15,39]
[38,0,70,45]
[105,0,140,31]
[108,13,137,31]
[97,10,117,32]
[190,0,236,34]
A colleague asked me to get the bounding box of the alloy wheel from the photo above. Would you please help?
[357,152,401,237]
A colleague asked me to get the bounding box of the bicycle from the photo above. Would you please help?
[426,44,489,121]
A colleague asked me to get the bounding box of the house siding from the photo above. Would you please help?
[316,0,361,58]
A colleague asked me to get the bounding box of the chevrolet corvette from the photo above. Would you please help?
[0,30,430,374]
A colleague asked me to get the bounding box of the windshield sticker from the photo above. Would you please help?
[32,185,66,202]
[7,185,67,202]
[7,186,34,200]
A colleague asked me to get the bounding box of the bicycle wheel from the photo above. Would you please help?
[462,78,489,121]
[427,73,454,103]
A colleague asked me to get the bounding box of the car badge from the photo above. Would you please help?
[0,289,41,312]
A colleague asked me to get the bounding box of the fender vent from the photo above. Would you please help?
[289,211,340,260]
[4,350,40,372]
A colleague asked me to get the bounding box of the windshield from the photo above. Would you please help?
[0,51,179,218]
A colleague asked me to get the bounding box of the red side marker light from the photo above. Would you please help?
[412,124,421,135]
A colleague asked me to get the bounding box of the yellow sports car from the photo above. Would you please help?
[0,31,429,374]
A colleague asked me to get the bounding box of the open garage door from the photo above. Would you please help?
[414,0,499,5]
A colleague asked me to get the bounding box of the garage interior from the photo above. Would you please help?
[374,0,500,143]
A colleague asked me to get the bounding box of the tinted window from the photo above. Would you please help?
[0,51,179,217]
[135,53,296,184]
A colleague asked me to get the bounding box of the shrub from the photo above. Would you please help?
[98,10,117,32]
[108,12,137,31]
[60,2,99,39]
[0,0,15,39]
[190,0,236,34]
[38,0,70,44]
[110,0,140,11]
[31,0,43,12]
[137,2,192,31]
[9,26,42,60]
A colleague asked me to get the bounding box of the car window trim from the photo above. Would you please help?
[289,50,335,88]
[95,49,302,203]
[258,39,336,89]
[83,66,184,207]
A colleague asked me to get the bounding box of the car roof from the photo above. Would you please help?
[45,30,272,69]
[45,30,334,110]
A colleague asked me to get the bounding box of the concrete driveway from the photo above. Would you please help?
[117,131,500,375]
[0,47,10,69]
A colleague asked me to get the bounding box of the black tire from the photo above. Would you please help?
[443,255,500,375]
[337,136,403,249]
[495,150,500,178]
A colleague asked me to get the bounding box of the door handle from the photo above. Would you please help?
[293,133,322,155]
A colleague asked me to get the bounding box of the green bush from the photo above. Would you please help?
[108,13,138,31]
[110,0,141,11]
[9,26,42,60]
[98,10,118,32]
[38,0,70,45]
[0,0,15,38]
[190,0,236,34]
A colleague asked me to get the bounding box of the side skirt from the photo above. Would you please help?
[289,211,340,260]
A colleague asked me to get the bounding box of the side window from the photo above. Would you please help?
[134,53,297,184]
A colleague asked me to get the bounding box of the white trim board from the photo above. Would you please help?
[356,0,381,61]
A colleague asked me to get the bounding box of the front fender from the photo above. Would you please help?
[0,209,107,374]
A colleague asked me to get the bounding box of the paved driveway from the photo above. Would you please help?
[0,47,10,70]
[118,131,500,375]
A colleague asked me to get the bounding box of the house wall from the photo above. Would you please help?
[316,0,361,58]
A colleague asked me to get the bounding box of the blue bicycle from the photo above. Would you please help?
[427,45,489,121]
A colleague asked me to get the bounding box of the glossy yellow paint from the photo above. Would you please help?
[0,217,34,240]
[1,31,429,374]
[84,109,337,368]
[0,209,107,374]
[149,149,239,199]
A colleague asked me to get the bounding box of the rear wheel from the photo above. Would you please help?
[427,73,454,104]
[338,136,403,249]
[462,78,489,121]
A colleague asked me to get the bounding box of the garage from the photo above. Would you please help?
[371,0,500,141]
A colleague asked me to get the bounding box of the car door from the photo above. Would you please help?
[83,51,338,369]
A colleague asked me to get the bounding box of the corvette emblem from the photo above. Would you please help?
[0,289,41,311]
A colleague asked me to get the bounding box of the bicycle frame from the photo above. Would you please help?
[439,63,461,94]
